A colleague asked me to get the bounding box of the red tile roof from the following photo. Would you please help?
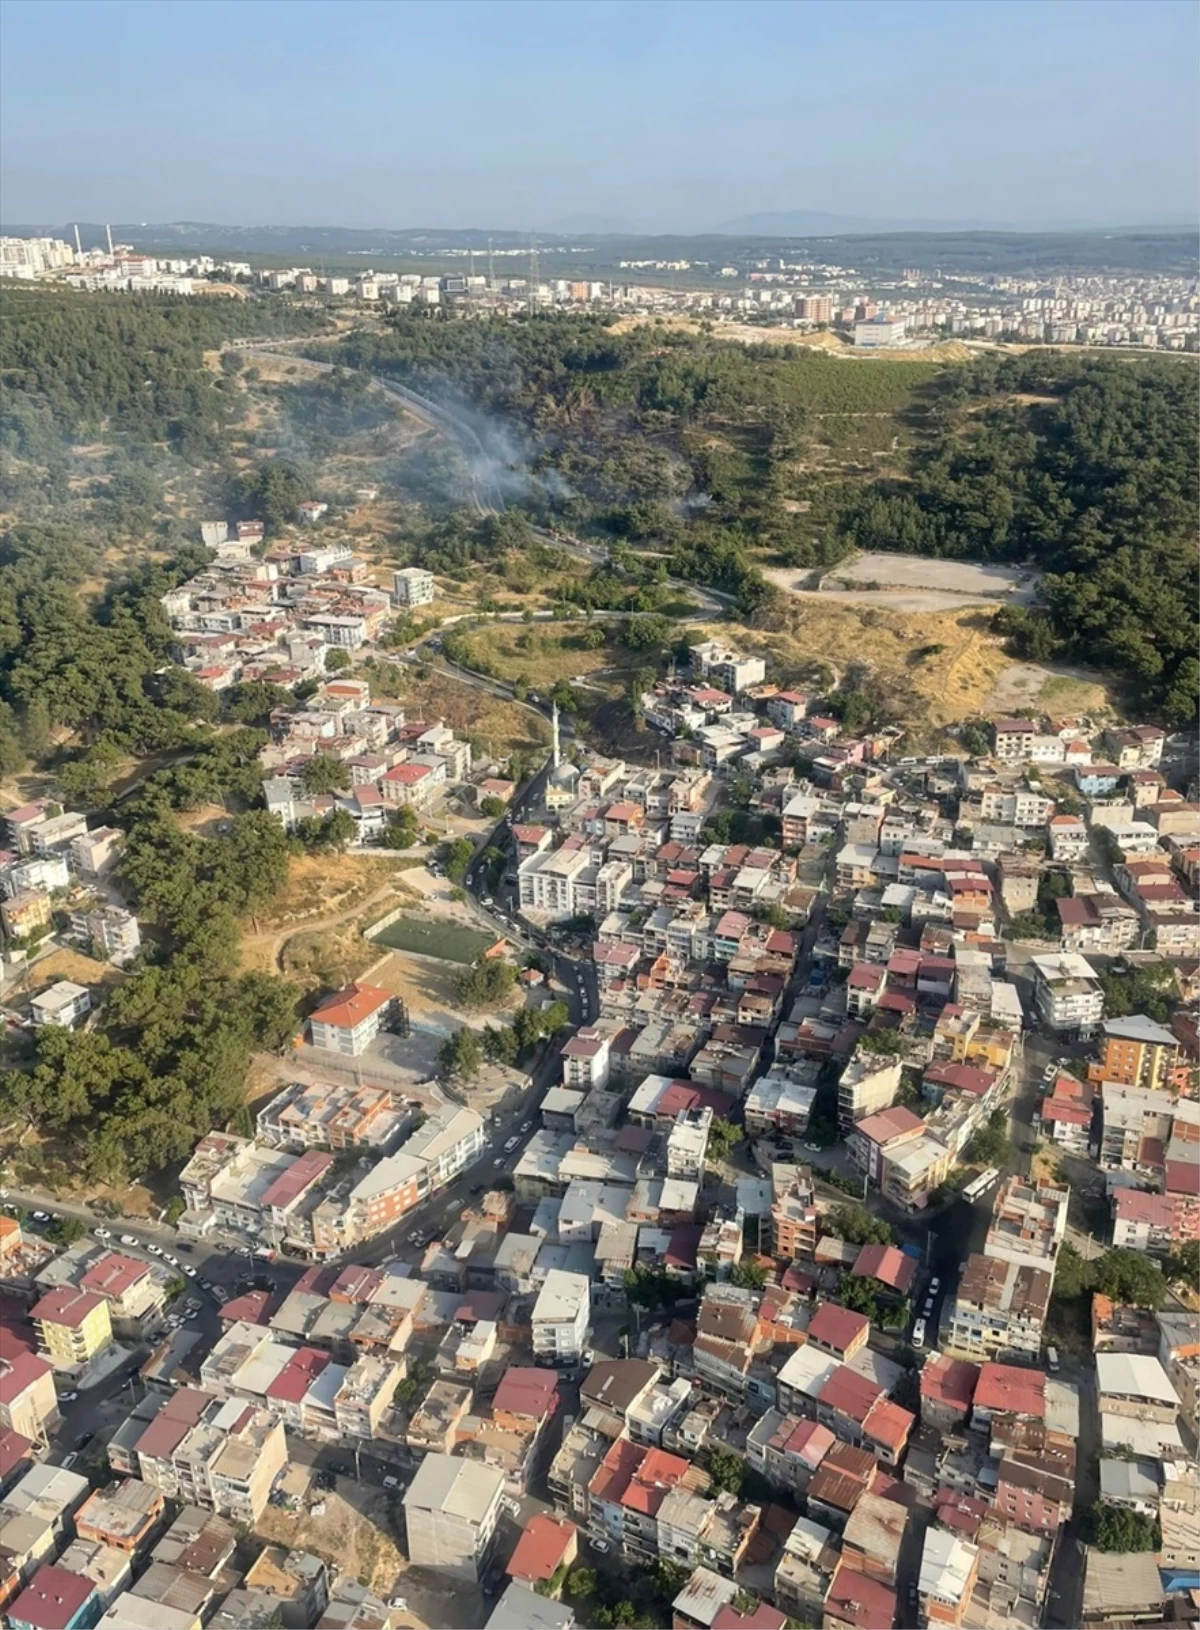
[134,1387,211,1459]
[621,1446,691,1516]
[713,1604,787,1630]
[310,982,393,1030]
[79,1251,149,1301]
[824,1562,897,1630]
[9,1564,97,1630]
[260,1148,335,1212]
[506,1513,577,1583]
[219,1288,274,1325]
[807,1303,870,1355]
[853,1106,923,1145]
[862,1397,915,1454]
[0,1425,34,1482]
[818,1365,883,1424]
[265,1346,330,1403]
[851,1243,917,1295]
[974,1361,1046,1419]
[0,1350,52,1406]
[30,1288,106,1330]
[492,1366,558,1421]
[920,1355,979,1413]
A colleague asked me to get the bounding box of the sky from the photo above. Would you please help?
[2,0,1197,233]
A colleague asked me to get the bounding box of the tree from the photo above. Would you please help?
[479,795,507,818]
[456,957,518,1011]
[324,648,351,673]
[381,805,420,849]
[443,837,474,883]
[1089,1503,1160,1552]
[300,755,351,795]
[566,1569,597,1601]
[1092,1247,1166,1309]
[1165,1239,1199,1287]
[437,1026,482,1079]
[857,1029,906,1058]
[47,1215,87,1245]
[706,1117,744,1166]
[731,1258,768,1291]
[1052,1241,1093,1301]
[964,1120,1014,1166]
[829,1204,894,1247]
[708,1445,746,1497]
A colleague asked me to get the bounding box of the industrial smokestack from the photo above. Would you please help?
[73,224,81,256]
[105,223,113,256]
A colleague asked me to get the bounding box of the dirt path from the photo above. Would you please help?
[244,876,407,975]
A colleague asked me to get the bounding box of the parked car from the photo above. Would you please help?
[383,1475,400,1490]
[60,1390,78,1404]
[1047,1345,1061,1373]
[593,1537,610,1554]
[504,1137,518,1152]
[146,1244,162,1256]
[61,1452,78,1469]
[93,1227,111,1239]
[912,1318,927,1349]
[31,1210,49,1221]
[183,1266,198,1278]
[929,1277,941,1294]
[119,1234,138,1247]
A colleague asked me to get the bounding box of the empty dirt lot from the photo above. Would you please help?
[766,552,1039,613]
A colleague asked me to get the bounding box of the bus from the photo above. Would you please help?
[962,1166,1001,1204]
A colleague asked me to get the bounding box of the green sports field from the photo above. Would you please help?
[371,915,496,964]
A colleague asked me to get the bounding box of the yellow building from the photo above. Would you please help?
[30,1286,113,1368]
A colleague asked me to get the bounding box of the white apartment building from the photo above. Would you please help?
[531,1269,590,1362]
[518,844,593,919]
[29,980,92,1028]
[69,904,141,967]
[403,1454,505,1583]
[560,1027,612,1092]
[666,1107,712,1179]
[689,640,766,694]
[1031,953,1104,1038]
[304,613,367,649]
[979,786,1055,827]
[853,316,907,347]
[392,566,436,606]
[837,1056,902,1133]
[308,982,394,1056]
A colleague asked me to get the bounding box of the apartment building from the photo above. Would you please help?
[307,982,394,1056]
[690,641,766,694]
[531,1270,590,1362]
[29,981,92,1029]
[75,1478,164,1553]
[983,1178,1068,1270]
[518,842,594,919]
[392,566,436,606]
[919,1526,980,1628]
[1111,1188,1198,1258]
[256,1078,408,1152]
[403,1453,505,1582]
[68,904,141,967]
[560,1028,613,1092]
[946,1254,1052,1361]
[1031,953,1104,1038]
[1089,1015,1180,1093]
[0,1353,60,1444]
[837,1056,902,1134]
[119,1386,286,1524]
[30,1288,113,1369]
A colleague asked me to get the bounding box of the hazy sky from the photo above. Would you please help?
[2,0,1197,232]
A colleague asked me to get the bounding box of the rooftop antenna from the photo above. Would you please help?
[73,224,81,257]
[105,223,114,257]
[528,231,539,316]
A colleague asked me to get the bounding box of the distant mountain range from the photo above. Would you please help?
[710,209,1200,236]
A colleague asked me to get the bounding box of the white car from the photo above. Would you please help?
[120,1234,138,1246]
[146,1244,162,1256]
[183,1266,198,1278]
[912,1318,927,1349]
[32,1210,48,1222]
[60,1390,78,1404]
[804,1142,822,1153]
[93,1227,111,1239]
[388,1598,408,1612]
[520,1120,532,1132]
[929,1277,941,1294]
[593,1537,610,1553]
[165,1254,179,1267]
[493,1157,504,1167]
[383,1475,400,1490]
[504,1137,518,1151]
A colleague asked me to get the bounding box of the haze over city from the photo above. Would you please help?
[1,0,1197,232]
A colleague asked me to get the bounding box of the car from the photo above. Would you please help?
[388,1599,409,1613]
[76,1432,93,1449]
[164,1254,179,1267]
[199,1279,213,1291]
[93,1227,111,1239]
[504,1137,518,1152]
[183,1266,198,1278]
[183,1309,199,1320]
[60,1390,78,1404]
[581,1348,594,1367]
[212,1287,229,1304]
[184,1298,201,1311]
[929,1277,941,1294]
[146,1244,162,1256]
[520,1120,532,1133]
[922,1298,935,1318]
[235,1247,252,1257]
[493,1157,504,1167]
[61,1452,78,1469]
[912,1318,927,1349]
[383,1475,400,1489]
[592,1537,610,1554]
[120,1234,138,1247]
[32,1210,48,1222]
[803,1142,822,1153]
[1046,1345,1061,1373]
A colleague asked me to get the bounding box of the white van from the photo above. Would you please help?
[912,1318,927,1349]
[1046,1346,1061,1373]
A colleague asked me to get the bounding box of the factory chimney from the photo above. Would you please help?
[73,224,81,256]
[105,223,114,257]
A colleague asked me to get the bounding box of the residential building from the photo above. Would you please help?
[0,1353,60,1444]
[1030,953,1103,1038]
[837,1056,902,1134]
[823,1562,897,1630]
[8,1566,101,1630]
[945,1255,1051,1361]
[68,905,141,967]
[402,1453,505,1583]
[307,982,394,1056]
[75,1479,164,1554]
[392,566,436,606]
[118,1386,286,1523]
[919,1526,979,1628]
[29,982,92,1029]
[532,1271,590,1362]
[1089,1015,1180,1094]
[29,1289,113,1370]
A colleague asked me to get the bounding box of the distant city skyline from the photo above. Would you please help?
[1,0,1196,233]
